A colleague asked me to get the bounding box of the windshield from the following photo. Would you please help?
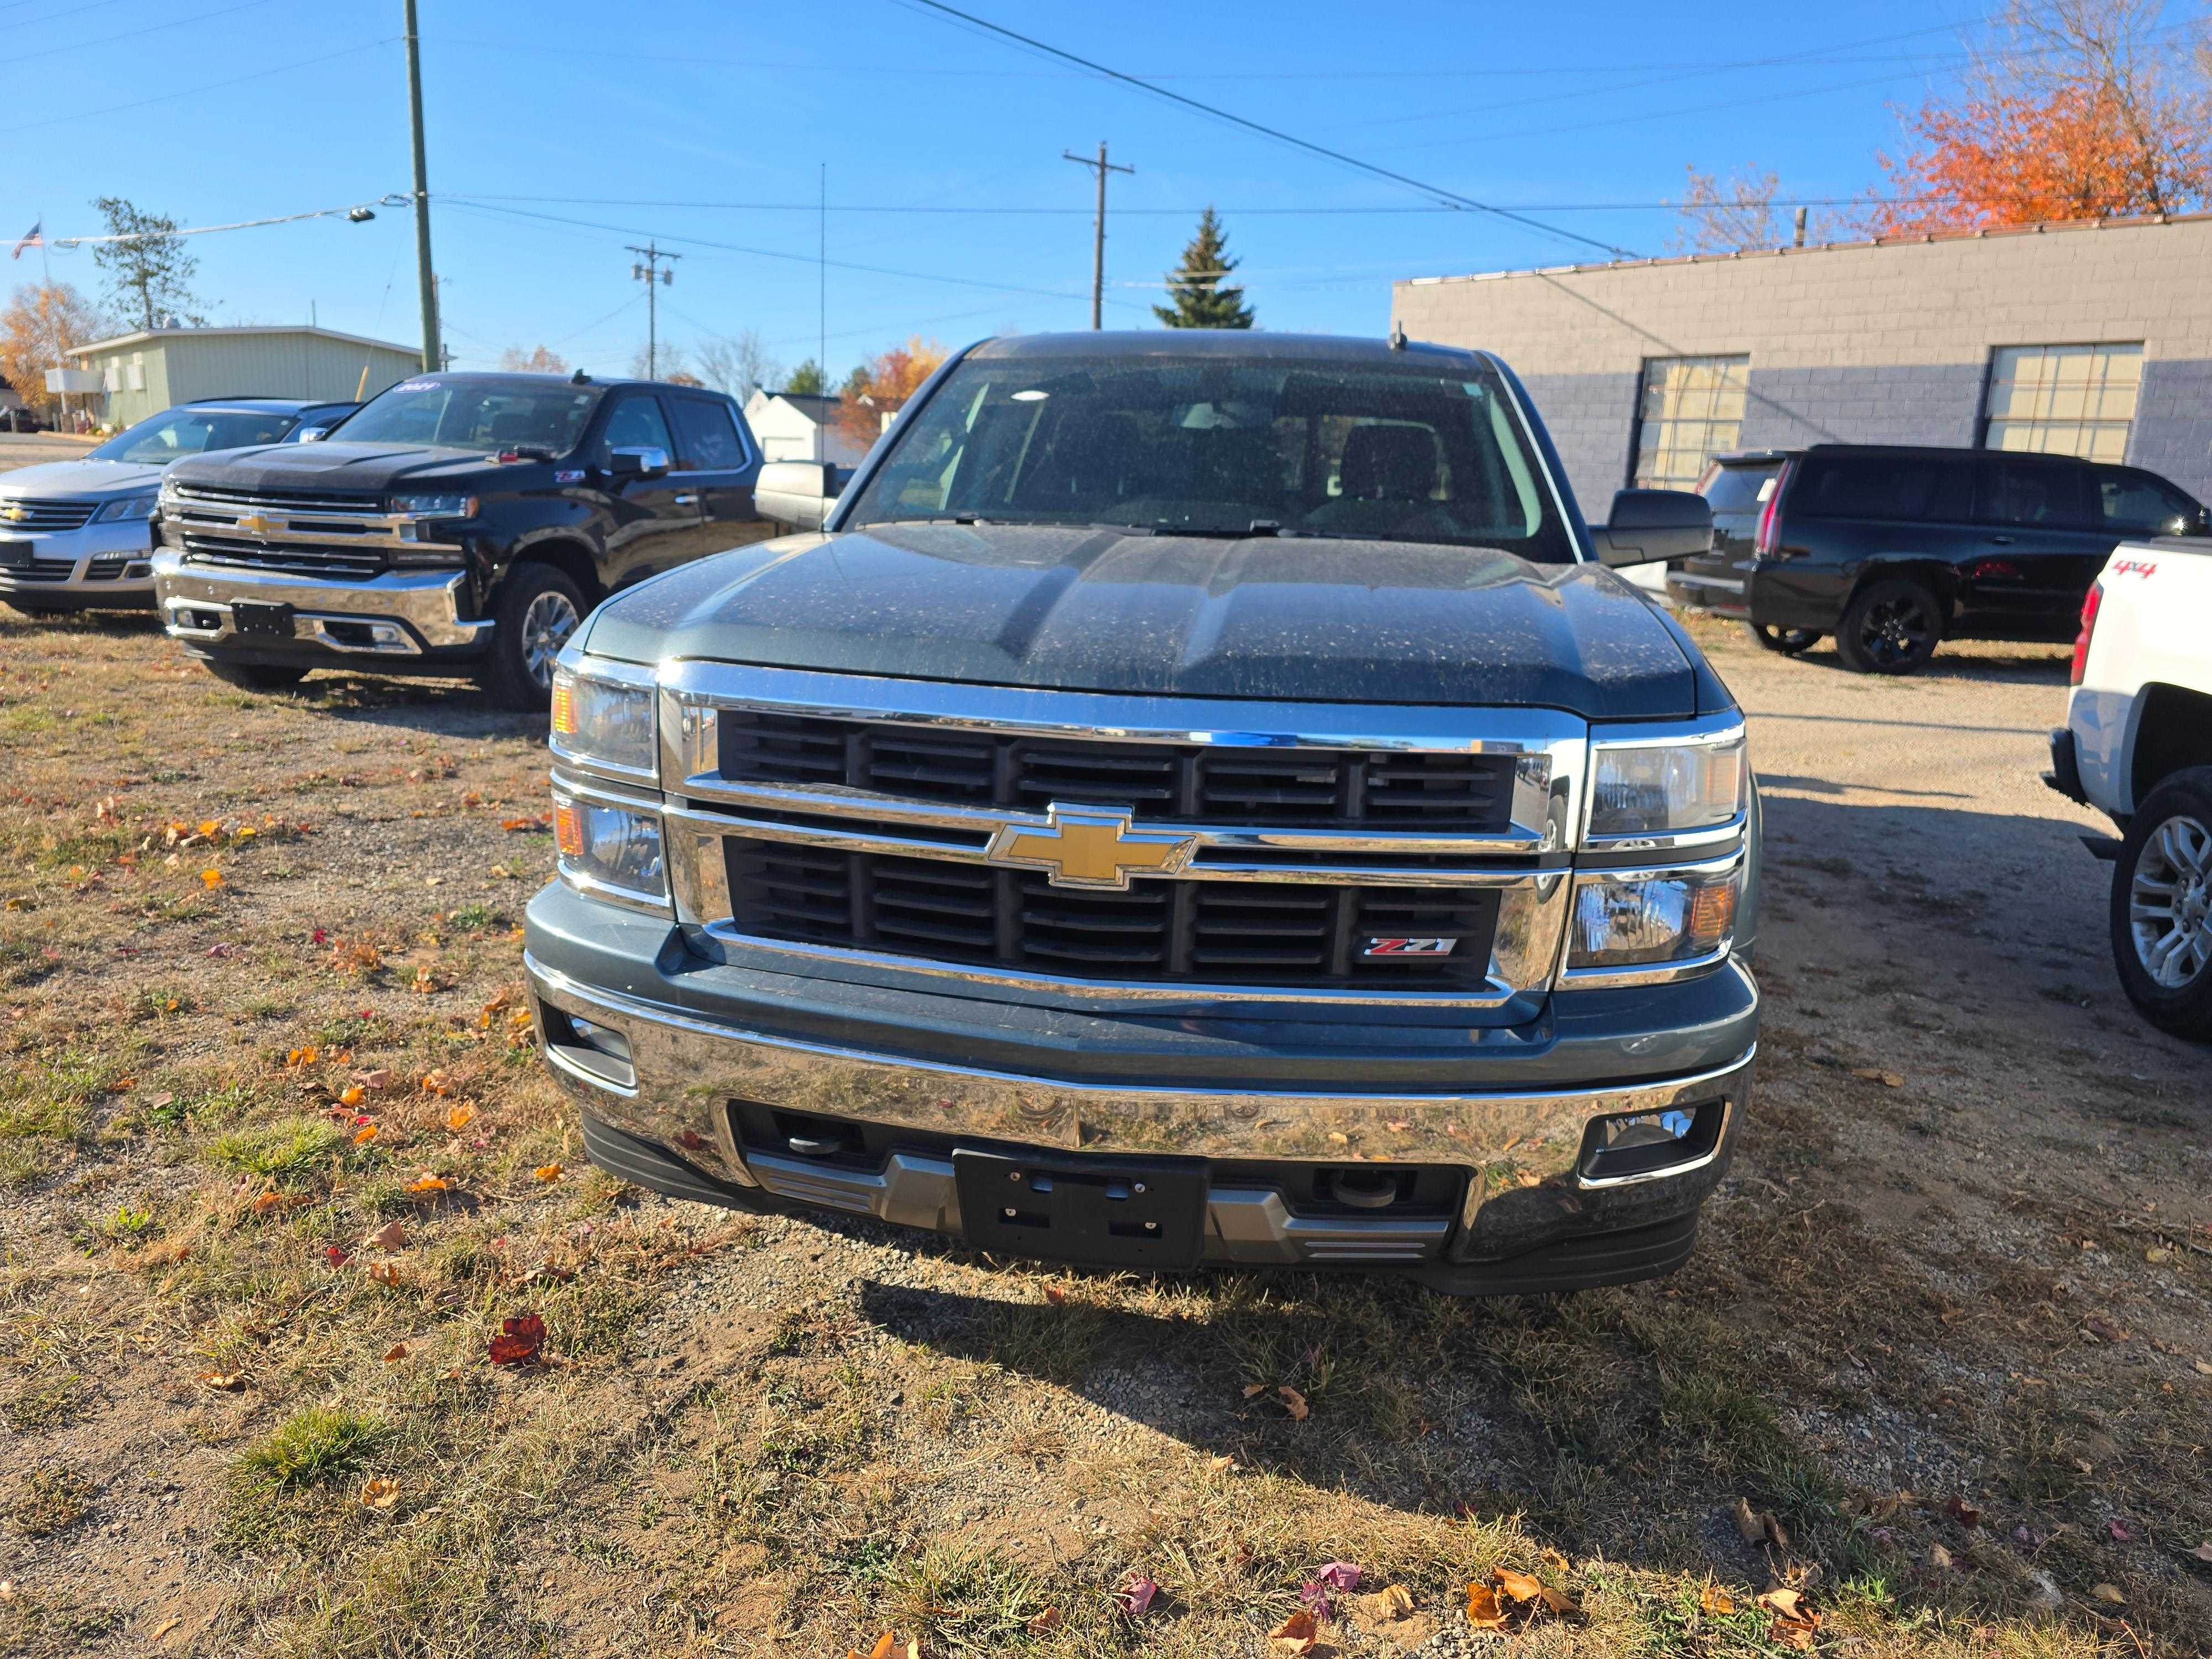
[845,353,1574,560]
[336,375,599,454]
[88,407,300,465]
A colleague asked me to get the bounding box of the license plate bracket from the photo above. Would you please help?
[230,600,295,637]
[953,1148,1208,1269]
[0,539,31,570]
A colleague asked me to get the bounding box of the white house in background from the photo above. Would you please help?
[743,389,869,467]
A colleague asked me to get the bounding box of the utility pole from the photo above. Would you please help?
[402,0,439,372]
[1062,141,1132,330]
[627,243,679,378]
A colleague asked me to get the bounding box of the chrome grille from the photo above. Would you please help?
[179,532,385,580]
[717,709,1516,832]
[0,498,98,531]
[724,838,1500,988]
[169,483,383,515]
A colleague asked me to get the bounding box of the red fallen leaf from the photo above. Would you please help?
[1947,1495,1982,1528]
[325,1245,351,1266]
[1267,1607,1319,1656]
[1315,1562,1362,1593]
[310,927,329,945]
[2107,1517,2136,1542]
[1112,1572,1161,1618]
[488,1313,546,1366]
[1042,1284,1067,1306]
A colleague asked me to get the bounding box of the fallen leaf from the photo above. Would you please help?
[368,1219,407,1251]
[1758,1588,1807,1619]
[2195,1358,2212,1376]
[2093,1582,2126,1605]
[1733,1496,1767,1546]
[199,1370,246,1391]
[2107,1517,2136,1542]
[1699,1584,1736,1616]
[324,1245,350,1266]
[444,1104,476,1133]
[1930,1543,1955,1570]
[200,868,223,889]
[1241,1382,1267,1400]
[1025,1606,1062,1634]
[2187,1542,2212,1564]
[2147,1246,2173,1264]
[1315,1562,1362,1593]
[488,1312,546,1365]
[1042,1284,1067,1307]
[533,1164,564,1182]
[138,1239,191,1266]
[1267,1608,1319,1656]
[1352,1584,1415,1625]
[359,1477,400,1509]
[405,1173,450,1194]
[352,1123,378,1144]
[382,1343,409,1363]
[1277,1384,1310,1421]
[354,1068,393,1090]
[368,1262,404,1287]
[502,816,547,832]
[152,1615,181,1639]
[1851,1066,1905,1087]
[2083,1314,2132,1343]
[1465,1584,1507,1629]
[340,1086,366,1109]
[1113,1572,1161,1618]
[1946,1495,1982,1528]
[1759,1587,1823,1651]
[1494,1566,1545,1604]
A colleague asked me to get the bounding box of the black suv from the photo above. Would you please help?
[1670,444,2207,673]
[151,371,773,708]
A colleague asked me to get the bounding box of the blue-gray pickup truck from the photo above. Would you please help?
[522,330,1759,1295]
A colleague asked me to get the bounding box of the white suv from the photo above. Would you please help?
[2047,536,2212,1039]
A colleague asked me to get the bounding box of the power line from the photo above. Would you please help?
[9,0,290,65]
[896,0,1640,260]
[47,200,401,247]
[442,191,2061,217]
[15,39,389,134]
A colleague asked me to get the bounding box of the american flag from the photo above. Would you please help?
[9,221,41,260]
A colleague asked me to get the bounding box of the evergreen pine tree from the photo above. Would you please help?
[1152,207,1254,329]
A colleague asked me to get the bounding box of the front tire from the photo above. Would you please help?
[1834,577,1943,674]
[201,660,308,692]
[2109,768,2212,1041]
[477,565,585,712]
[1745,622,1819,655]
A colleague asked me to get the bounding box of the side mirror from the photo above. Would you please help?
[755,459,839,530]
[608,445,670,479]
[2158,508,2210,538]
[296,426,332,444]
[1590,488,1713,568]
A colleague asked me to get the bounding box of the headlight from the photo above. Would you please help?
[91,493,159,523]
[1567,863,1740,974]
[1587,737,1745,839]
[550,665,659,779]
[553,791,666,907]
[390,493,477,518]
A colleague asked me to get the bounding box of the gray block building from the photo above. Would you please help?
[1391,212,2212,515]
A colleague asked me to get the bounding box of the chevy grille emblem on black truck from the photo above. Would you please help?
[1361,936,1459,957]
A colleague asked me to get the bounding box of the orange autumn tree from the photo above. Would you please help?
[1869,0,2212,233]
[835,337,946,447]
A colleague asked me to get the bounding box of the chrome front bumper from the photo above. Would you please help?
[525,951,1754,1270]
[152,551,491,655]
[0,520,159,605]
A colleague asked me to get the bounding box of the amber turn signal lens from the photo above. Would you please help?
[550,681,577,737]
[554,802,584,858]
[1687,877,1738,951]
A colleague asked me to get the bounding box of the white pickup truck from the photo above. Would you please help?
[2046,536,2212,1039]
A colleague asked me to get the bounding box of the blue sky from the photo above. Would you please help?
[5,0,2004,381]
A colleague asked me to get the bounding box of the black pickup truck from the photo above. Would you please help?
[151,371,773,707]
[524,330,1759,1295]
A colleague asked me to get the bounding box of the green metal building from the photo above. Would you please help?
[69,326,421,430]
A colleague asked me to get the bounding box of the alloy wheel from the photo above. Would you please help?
[2130,812,2212,989]
[520,591,581,690]
[1856,593,1935,667]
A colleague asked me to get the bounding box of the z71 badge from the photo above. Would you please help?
[1361,937,1458,957]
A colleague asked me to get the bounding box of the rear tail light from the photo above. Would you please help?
[1752,461,1791,556]
[2070,582,2104,686]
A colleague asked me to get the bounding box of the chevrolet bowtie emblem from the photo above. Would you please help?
[984,803,1199,890]
[235,512,275,537]
[0,504,23,520]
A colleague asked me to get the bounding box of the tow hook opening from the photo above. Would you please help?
[1323,1167,1413,1210]
[540,1003,636,1091]
[1577,1099,1724,1183]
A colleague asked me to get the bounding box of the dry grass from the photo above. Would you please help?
[0,607,2206,1657]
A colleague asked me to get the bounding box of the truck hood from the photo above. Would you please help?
[164,441,522,493]
[581,521,1711,718]
[0,458,167,498]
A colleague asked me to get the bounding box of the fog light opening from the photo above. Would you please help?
[1579,1100,1723,1183]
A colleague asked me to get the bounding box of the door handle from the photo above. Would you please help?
[1988,534,2015,544]
[673,493,699,506]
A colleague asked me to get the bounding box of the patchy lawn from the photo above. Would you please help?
[0,606,2206,1658]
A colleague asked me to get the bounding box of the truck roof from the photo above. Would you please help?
[966,330,1491,368]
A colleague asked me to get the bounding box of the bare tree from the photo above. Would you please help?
[1671,167,1786,253]
[690,331,782,403]
[88,198,206,329]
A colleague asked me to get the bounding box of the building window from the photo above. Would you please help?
[1632,355,1749,489]
[1983,343,2142,463]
